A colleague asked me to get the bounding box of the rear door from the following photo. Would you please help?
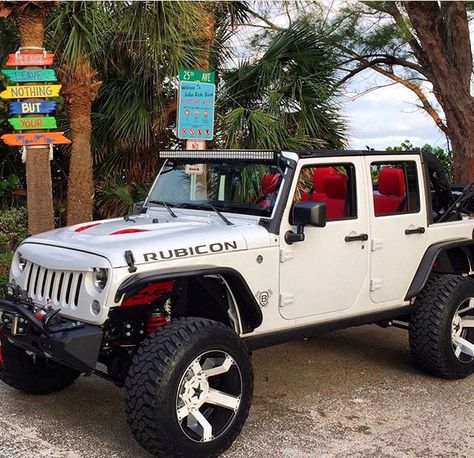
[279,157,370,320]
[366,155,429,304]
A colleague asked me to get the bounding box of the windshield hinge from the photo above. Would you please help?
[124,250,137,273]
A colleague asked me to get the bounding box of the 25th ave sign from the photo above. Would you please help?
[8,116,57,130]
[5,52,54,67]
[9,100,57,115]
[1,132,71,146]
[0,85,61,99]
[1,68,57,82]
[178,68,215,84]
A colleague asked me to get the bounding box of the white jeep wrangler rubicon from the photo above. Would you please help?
[1,149,473,457]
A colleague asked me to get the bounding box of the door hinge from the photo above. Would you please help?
[370,279,383,291]
[279,293,295,307]
[371,239,383,251]
[280,249,295,263]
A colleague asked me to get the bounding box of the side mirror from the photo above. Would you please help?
[286,201,326,244]
[132,201,148,215]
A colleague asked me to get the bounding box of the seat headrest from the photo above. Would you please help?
[324,174,347,199]
[378,167,406,197]
[260,173,280,195]
[313,167,337,192]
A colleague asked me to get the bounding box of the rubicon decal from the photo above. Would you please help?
[143,241,238,262]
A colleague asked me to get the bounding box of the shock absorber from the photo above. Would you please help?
[145,312,168,335]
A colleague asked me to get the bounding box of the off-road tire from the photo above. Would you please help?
[409,274,474,379]
[0,338,80,394]
[125,317,253,458]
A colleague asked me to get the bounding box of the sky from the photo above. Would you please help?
[233,1,449,152]
[343,72,447,151]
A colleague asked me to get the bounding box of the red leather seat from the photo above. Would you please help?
[257,173,280,206]
[373,167,406,216]
[302,167,337,201]
[261,173,279,195]
[323,174,347,220]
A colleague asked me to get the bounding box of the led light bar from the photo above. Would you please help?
[159,150,278,161]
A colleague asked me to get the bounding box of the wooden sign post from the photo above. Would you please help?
[8,116,57,130]
[1,132,71,146]
[5,52,54,66]
[0,51,70,147]
[0,84,61,99]
[9,100,57,115]
[1,68,57,82]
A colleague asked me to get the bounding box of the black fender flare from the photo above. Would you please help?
[405,238,474,300]
[115,267,263,333]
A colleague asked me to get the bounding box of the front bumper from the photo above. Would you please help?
[0,296,102,373]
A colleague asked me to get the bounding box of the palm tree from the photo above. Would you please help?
[219,22,346,150]
[0,1,55,234]
[92,1,206,183]
[46,1,105,225]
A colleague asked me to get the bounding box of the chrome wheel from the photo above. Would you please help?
[451,297,474,362]
[176,350,242,443]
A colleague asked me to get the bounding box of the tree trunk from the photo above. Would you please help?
[198,3,216,71]
[404,2,474,184]
[11,3,55,234]
[60,64,100,225]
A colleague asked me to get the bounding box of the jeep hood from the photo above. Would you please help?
[20,213,272,268]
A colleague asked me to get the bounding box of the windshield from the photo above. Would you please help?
[146,160,284,217]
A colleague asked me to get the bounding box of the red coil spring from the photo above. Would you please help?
[146,313,168,335]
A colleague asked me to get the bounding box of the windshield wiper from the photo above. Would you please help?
[181,203,233,226]
[147,200,178,218]
[204,204,234,226]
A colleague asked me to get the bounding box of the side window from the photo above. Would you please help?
[371,161,420,217]
[293,163,357,221]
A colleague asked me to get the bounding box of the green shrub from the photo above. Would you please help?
[0,251,12,296]
[0,207,27,295]
[0,207,28,252]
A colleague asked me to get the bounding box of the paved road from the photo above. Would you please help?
[1,325,473,457]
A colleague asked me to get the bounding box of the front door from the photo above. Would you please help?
[279,157,369,320]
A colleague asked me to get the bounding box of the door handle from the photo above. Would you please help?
[345,233,368,242]
[405,227,425,235]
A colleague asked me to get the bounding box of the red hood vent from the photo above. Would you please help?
[75,222,101,232]
[109,228,150,235]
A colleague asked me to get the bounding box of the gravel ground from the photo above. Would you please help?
[1,325,473,457]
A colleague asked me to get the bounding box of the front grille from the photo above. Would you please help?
[23,261,83,308]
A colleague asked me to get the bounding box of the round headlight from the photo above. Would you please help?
[92,268,108,291]
[17,252,27,272]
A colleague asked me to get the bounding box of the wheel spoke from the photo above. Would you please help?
[190,360,202,376]
[453,336,474,357]
[177,404,189,421]
[189,409,213,442]
[202,355,234,378]
[457,298,474,315]
[206,388,240,411]
[454,344,462,358]
[460,316,474,328]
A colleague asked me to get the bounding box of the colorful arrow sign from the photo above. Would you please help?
[5,52,54,67]
[8,116,57,130]
[0,85,61,99]
[9,100,57,115]
[1,132,70,146]
[1,68,57,83]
